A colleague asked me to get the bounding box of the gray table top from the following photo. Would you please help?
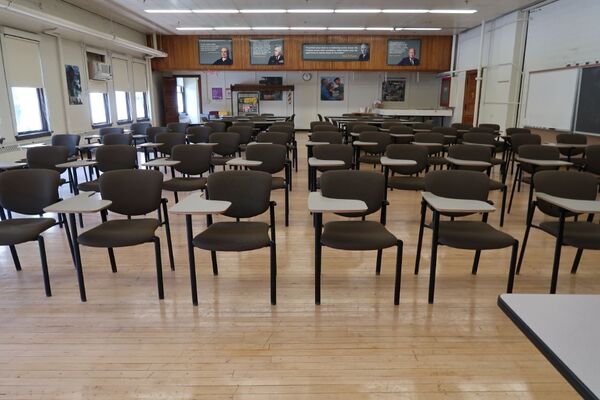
[498,294,600,400]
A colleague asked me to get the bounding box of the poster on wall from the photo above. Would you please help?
[387,40,422,66]
[303,43,370,61]
[250,39,284,65]
[212,88,223,100]
[320,76,344,101]
[440,77,451,107]
[199,39,233,65]
[259,76,283,101]
[382,79,406,102]
[65,65,82,105]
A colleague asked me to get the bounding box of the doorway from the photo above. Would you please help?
[462,69,478,124]
[162,76,202,124]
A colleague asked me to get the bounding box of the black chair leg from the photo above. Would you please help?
[211,251,218,275]
[471,250,481,275]
[394,240,403,305]
[428,211,440,304]
[185,215,198,306]
[108,248,117,273]
[550,213,566,294]
[284,185,289,227]
[9,245,21,271]
[162,200,175,271]
[500,187,507,227]
[314,213,322,305]
[571,248,584,274]
[507,241,518,293]
[516,206,535,274]
[508,166,520,214]
[62,214,76,267]
[414,201,427,274]
[78,213,84,228]
[270,241,277,305]
[37,236,51,297]
[375,249,382,275]
[174,191,179,203]
[153,236,164,300]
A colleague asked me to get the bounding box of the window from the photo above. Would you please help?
[115,91,131,123]
[177,85,185,113]
[11,87,49,134]
[135,91,149,120]
[89,92,110,126]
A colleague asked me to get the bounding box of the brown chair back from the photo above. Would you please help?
[51,134,80,158]
[313,144,354,170]
[26,146,69,173]
[534,170,599,217]
[171,144,212,175]
[95,145,137,172]
[311,131,343,144]
[167,122,189,133]
[246,144,287,174]
[207,170,272,218]
[99,169,163,216]
[425,170,490,201]
[257,131,288,146]
[0,169,60,215]
[209,132,240,157]
[102,133,132,145]
[155,132,186,156]
[320,170,384,217]
[186,126,213,143]
[358,131,391,154]
[385,144,428,175]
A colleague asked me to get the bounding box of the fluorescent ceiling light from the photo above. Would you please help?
[382,9,428,13]
[287,9,334,13]
[430,9,477,14]
[176,27,214,31]
[192,9,239,13]
[252,27,290,30]
[328,27,365,31]
[334,9,381,13]
[145,9,191,13]
[214,27,251,30]
[240,9,286,13]
[401,27,442,31]
[290,27,327,30]
[366,27,394,31]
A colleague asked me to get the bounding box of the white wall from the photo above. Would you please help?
[164,70,443,129]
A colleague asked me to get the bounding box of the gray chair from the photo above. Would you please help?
[415,170,518,303]
[209,132,240,170]
[26,146,71,189]
[383,144,428,195]
[228,125,254,151]
[517,170,600,293]
[479,123,500,133]
[102,133,132,146]
[51,134,80,159]
[75,169,174,300]
[130,122,151,135]
[507,132,542,175]
[447,144,507,226]
[269,124,297,171]
[162,144,212,203]
[99,127,124,141]
[191,170,278,304]
[413,122,434,131]
[432,126,459,145]
[413,132,447,169]
[556,133,587,164]
[205,121,227,132]
[584,144,600,176]
[146,127,168,143]
[309,144,354,191]
[246,144,291,226]
[257,131,288,146]
[389,125,415,144]
[314,170,403,305]
[167,122,189,133]
[506,127,531,136]
[0,169,63,297]
[311,131,343,144]
[381,122,406,130]
[451,123,473,131]
[78,145,138,193]
[462,131,506,181]
[186,126,212,144]
[312,124,338,133]
[155,132,186,157]
[356,131,392,169]
[310,121,335,131]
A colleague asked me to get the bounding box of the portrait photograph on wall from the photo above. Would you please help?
[65,64,82,105]
[320,76,344,101]
[250,39,284,65]
[199,39,233,65]
[303,44,370,62]
[382,79,406,102]
[387,39,422,66]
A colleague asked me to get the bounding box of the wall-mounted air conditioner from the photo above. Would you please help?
[88,61,112,80]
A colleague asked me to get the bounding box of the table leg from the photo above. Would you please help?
[185,214,198,306]
[68,212,87,302]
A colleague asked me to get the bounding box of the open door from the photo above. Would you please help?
[162,77,179,124]
[462,69,478,124]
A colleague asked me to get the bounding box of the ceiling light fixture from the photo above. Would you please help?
[145,9,191,13]
[252,27,290,30]
[214,27,251,30]
[290,27,327,30]
[176,27,214,31]
[430,9,477,14]
[401,27,442,31]
[334,9,382,13]
[287,9,334,13]
[328,27,365,31]
[366,27,395,31]
[382,9,428,13]
[192,9,239,13]
[240,9,286,13]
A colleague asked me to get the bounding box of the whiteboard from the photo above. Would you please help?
[522,68,579,131]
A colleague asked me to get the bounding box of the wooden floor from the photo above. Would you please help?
[1,132,598,399]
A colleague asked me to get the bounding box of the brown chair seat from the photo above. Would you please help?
[211,155,235,165]
[0,218,55,245]
[428,156,448,166]
[78,219,160,248]
[538,221,600,250]
[437,221,515,250]
[489,179,505,191]
[388,176,426,191]
[321,221,397,251]
[271,176,286,190]
[78,179,100,193]
[162,177,207,192]
[193,221,270,251]
[358,154,382,164]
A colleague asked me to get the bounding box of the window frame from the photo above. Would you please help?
[12,87,51,140]
[115,91,132,125]
[176,84,186,114]
[135,91,150,122]
[89,92,112,129]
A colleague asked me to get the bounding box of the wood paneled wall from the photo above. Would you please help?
[151,35,452,72]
